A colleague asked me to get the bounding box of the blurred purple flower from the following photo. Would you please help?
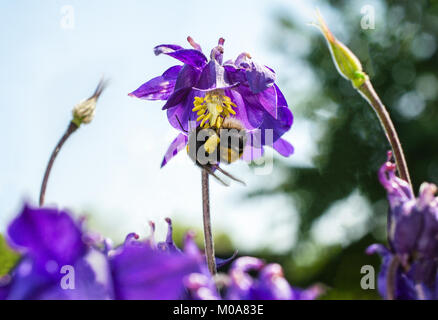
[185,256,323,300]
[367,152,438,299]
[109,218,232,300]
[109,233,202,300]
[0,206,206,300]
[1,205,318,300]
[2,205,112,300]
[129,37,294,167]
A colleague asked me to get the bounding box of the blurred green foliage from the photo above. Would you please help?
[171,220,234,257]
[0,234,20,276]
[244,0,438,299]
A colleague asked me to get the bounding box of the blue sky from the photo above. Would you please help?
[0,0,377,251]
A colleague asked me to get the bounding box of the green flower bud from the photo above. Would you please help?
[72,97,97,126]
[71,79,107,127]
[313,10,367,88]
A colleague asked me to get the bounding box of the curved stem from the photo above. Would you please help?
[39,121,78,206]
[201,169,217,275]
[358,80,412,192]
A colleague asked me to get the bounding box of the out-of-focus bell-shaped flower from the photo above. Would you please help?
[368,152,438,300]
[1,205,322,300]
[185,255,323,300]
[313,10,367,88]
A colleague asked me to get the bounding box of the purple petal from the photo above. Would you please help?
[366,243,389,256]
[162,65,201,110]
[231,256,264,273]
[227,264,255,300]
[167,90,203,132]
[414,260,438,285]
[162,88,192,110]
[275,83,288,108]
[224,64,247,84]
[184,273,220,300]
[228,89,265,130]
[36,251,112,300]
[233,53,276,93]
[378,155,414,206]
[216,251,238,269]
[128,65,182,100]
[154,44,207,69]
[161,133,188,167]
[257,91,294,145]
[251,263,293,300]
[257,86,277,119]
[0,286,9,300]
[234,84,290,140]
[167,103,191,132]
[414,185,438,259]
[272,138,294,157]
[245,62,276,94]
[234,52,252,69]
[194,60,239,92]
[5,251,112,300]
[187,36,202,52]
[156,218,181,253]
[241,143,264,162]
[390,205,423,255]
[293,285,324,300]
[162,87,192,110]
[7,205,85,268]
[110,245,201,300]
[367,245,417,300]
[173,64,202,91]
[153,44,184,53]
[4,258,57,300]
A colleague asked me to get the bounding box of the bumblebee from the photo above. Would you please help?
[183,117,247,186]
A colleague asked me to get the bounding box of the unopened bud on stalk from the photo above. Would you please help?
[312,9,367,88]
[72,78,107,127]
[39,78,108,207]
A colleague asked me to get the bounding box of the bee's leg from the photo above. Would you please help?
[203,166,230,187]
[212,164,246,186]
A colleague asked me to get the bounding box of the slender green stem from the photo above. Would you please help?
[201,169,217,275]
[359,80,413,301]
[358,79,413,192]
[39,121,78,206]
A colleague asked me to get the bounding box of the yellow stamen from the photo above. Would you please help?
[200,113,211,127]
[191,90,237,129]
[192,105,204,112]
[227,107,236,115]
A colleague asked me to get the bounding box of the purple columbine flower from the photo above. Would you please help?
[129,37,294,167]
[367,152,438,300]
